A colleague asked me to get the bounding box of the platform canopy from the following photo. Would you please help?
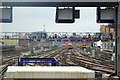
[1,0,119,7]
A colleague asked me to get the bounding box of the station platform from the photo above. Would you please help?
[6,66,95,79]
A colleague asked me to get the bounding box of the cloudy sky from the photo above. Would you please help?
[1,7,107,32]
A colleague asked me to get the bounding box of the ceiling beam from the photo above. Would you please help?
[1,0,119,7]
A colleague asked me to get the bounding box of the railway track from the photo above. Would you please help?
[76,49,114,67]
[22,47,66,66]
[1,47,34,78]
[70,48,115,74]
[86,48,113,62]
[0,47,116,78]
[2,57,19,65]
[0,60,16,79]
[77,48,114,66]
[44,48,115,74]
[59,49,78,66]
[71,56,114,73]
[0,61,15,75]
[31,47,60,58]
[0,47,62,78]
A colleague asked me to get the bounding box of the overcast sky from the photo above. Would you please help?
[1,7,107,32]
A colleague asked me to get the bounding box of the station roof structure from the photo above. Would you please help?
[1,0,119,7]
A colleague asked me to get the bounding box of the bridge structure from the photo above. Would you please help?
[0,32,115,54]
[0,32,115,42]
[0,0,120,77]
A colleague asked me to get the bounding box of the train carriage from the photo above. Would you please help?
[82,44,86,49]
[68,43,73,49]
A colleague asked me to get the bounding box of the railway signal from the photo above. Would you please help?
[32,36,36,40]
[64,36,67,40]
[73,41,75,43]
[110,33,113,40]
[44,33,47,39]
[41,33,43,39]
[53,36,55,40]
[90,41,92,43]
[55,34,57,39]
[57,36,61,42]
[88,34,91,40]
[73,33,76,36]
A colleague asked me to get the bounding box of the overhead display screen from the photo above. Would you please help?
[56,8,75,23]
[97,7,115,23]
[0,8,12,23]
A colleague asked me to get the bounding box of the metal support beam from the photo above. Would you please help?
[116,1,120,77]
[30,39,34,54]
[1,0,119,7]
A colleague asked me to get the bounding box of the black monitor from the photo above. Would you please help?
[0,7,13,23]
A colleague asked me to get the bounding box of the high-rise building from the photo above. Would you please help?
[100,25,115,50]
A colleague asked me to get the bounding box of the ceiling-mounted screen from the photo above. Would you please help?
[97,7,116,23]
[56,7,75,23]
[0,7,12,23]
